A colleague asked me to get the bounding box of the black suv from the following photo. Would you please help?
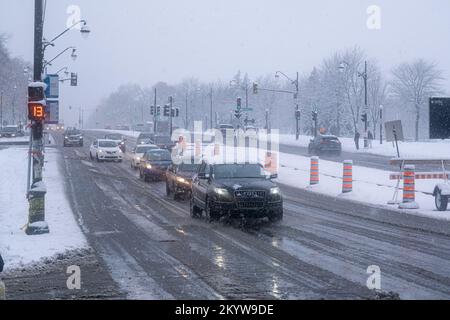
[63,129,83,147]
[166,163,201,200]
[190,162,283,221]
[139,149,173,182]
[308,135,342,156]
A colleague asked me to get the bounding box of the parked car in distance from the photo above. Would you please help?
[0,125,24,138]
[190,161,283,222]
[130,144,159,169]
[136,132,155,145]
[152,135,176,150]
[166,163,201,200]
[63,128,83,147]
[89,139,123,162]
[139,149,173,182]
[308,135,342,156]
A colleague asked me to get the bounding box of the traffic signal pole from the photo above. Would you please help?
[26,0,49,235]
[295,72,300,140]
[363,61,368,148]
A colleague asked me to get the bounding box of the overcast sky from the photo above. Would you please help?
[1,0,450,125]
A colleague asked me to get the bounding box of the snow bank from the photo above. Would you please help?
[0,147,87,271]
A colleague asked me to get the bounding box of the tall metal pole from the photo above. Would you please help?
[153,88,157,132]
[363,61,368,148]
[185,92,188,129]
[210,87,213,130]
[295,71,300,140]
[169,96,173,136]
[380,105,383,144]
[27,0,48,235]
[0,92,3,128]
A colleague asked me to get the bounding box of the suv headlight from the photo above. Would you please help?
[214,188,228,196]
[214,187,233,201]
[270,187,280,195]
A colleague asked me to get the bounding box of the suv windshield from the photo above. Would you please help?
[154,136,172,144]
[135,146,156,153]
[2,127,17,133]
[99,141,118,148]
[213,164,265,179]
[179,163,200,172]
[105,134,122,140]
[138,133,154,139]
[66,130,81,135]
[147,150,171,161]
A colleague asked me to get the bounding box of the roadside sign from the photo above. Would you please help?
[45,99,59,124]
[241,108,253,112]
[385,120,404,142]
[43,75,59,99]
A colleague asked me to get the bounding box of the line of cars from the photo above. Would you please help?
[128,132,283,222]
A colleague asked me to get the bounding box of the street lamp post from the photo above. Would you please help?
[0,92,3,128]
[358,61,369,148]
[209,88,213,130]
[275,71,300,140]
[379,105,383,144]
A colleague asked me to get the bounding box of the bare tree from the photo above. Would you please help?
[391,59,444,141]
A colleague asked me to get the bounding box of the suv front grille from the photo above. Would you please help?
[237,201,265,208]
[235,190,266,199]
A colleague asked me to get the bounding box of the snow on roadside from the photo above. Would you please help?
[0,147,87,271]
[277,133,450,159]
[87,129,141,138]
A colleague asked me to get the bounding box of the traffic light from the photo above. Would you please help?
[171,107,180,117]
[70,73,78,86]
[295,110,301,120]
[28,85,45,102]
[164,104,170,117]
[361,113,367,123]
[312,111,318,121]
[156,105,161,116]
[253,83,258,94]
[237,97,242,110]
[150,105,155,115]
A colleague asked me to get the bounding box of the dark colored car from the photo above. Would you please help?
[152,135,176,150]
[139,149,173,182]
[63,129,83,147]
[308,135,342,156]
[166,163,201,200]
[0,126,23,138]
[137,132,155,145]
[190,162,283,222]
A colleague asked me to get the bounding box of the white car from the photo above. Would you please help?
[90,139,123,162]
[131,144,159,169]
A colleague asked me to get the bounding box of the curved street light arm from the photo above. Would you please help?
[49,20,87,44]
[43,46,76,68]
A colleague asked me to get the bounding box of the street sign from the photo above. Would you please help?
[430,97,450,139]
[43,75,59,99]
[45,99,59,124]
[241,108,253,112]
[385,120,404,142]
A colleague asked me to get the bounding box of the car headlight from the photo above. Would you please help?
[177,177,188,184]
[65,136,69,139]
[146,164,152,169]
[214,188,229,196]
[11,134,16,137]
[98,149,103,153]
[136,157,140,161]
[270,187,280,195]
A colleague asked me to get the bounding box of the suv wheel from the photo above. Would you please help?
[190,197,202,218]
[166,182,171,196]
[205,197,220,222]
[269,210,283,222]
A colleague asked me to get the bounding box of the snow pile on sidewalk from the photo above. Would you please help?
[0,147,87,271]
[276,152,450,221]
[277,133,450,158]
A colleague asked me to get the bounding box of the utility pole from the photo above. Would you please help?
[265,109,269,131]
[26,0,49,235]
[153,88,157,132]
[209,87,213,130]
[379,105,383,144]
[0,92,3,128]
[169,96,173,136]
[362,61,368,148]
[185,92,188,130]
[295,71,300,140]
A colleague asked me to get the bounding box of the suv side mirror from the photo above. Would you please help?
[270,173,278,179]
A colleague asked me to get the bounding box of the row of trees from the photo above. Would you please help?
[91,46,446,141]
[0,35,30,127]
